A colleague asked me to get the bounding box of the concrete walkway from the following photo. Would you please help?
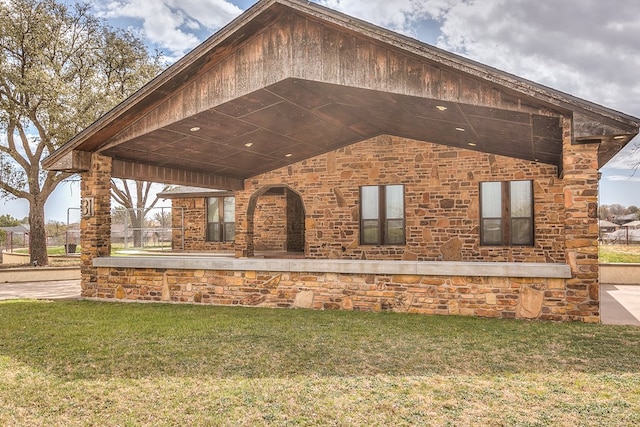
[600,284,640,326]
[0,279,81,301]
[0,280,638,325]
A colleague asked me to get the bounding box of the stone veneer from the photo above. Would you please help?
[93,264,571,321]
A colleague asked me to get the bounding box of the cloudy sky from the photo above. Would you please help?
[5,0,640,221]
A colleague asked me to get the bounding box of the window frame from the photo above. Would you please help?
[206,195,236,242]
[479,180,534,247]
[359,184,406,246]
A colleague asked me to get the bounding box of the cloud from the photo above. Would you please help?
[318,0,454,37]
[602,143,640,170]
[93,0,242,56]
[606,174,640,182]
[435,0,640,117]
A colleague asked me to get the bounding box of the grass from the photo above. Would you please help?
[1,301,639,426]
[13,245,78,256]
[599,245,640,263]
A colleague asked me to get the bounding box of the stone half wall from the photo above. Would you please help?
[90,266,593,322]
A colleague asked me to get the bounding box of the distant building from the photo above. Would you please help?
[612,213,638,225]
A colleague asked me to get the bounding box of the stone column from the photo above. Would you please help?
[234,187,254,258]
[79,153,112,297]
[561,117,600,322]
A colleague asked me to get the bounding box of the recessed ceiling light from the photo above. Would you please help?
[244,142,253,147]
[455,127,465,132]
[436,105,447,111]
[285,153,293,157]
[190,127,200,132]
[467,142,476,147]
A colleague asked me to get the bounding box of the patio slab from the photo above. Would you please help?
[600,284,640,326]
[0,279,81,301]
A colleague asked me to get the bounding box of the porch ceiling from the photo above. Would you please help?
[100,78,564,179]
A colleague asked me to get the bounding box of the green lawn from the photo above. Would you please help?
[599,245,640,263]
[1,301,639,426]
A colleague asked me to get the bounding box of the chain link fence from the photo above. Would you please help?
[112,206,183,251]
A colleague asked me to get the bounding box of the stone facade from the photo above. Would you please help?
[235,135,567,263]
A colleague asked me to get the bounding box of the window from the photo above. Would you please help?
[360,185,405,245]
[207,196,235,242]
[480,180,533,246]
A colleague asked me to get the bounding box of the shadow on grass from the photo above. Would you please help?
[1,300,639,381]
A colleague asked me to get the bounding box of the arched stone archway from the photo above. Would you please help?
[246,185,305,257]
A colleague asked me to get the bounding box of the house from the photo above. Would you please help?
[612,213,638,226]
[43,0,639,322]
[621,220,640,230]
[1,224,30,250]
[599,220,620,234]
[599,219,620,242]
[605,220,640,244]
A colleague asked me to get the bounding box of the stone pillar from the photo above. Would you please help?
[561,117,600,322]
[234,187,254,258]
[80,153,112,297]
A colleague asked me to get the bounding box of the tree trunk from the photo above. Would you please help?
[130,210,143,248]
[29,199,48,266]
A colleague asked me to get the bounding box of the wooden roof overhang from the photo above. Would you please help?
[43,0,640,190]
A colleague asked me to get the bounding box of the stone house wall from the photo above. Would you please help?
[233,134,566,262]
[173,192,299,252]
[171,197,235,251]
[174,135,567,261]
[253,192,288,251]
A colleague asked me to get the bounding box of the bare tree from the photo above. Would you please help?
[111,179,165,248]
[0,0,162,265]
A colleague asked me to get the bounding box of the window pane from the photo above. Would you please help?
[386,219,405,244]
[481,182,502,218]
[208,223,220,242]
[482,218,502,245]
[208,198,219,222]
[511,218,533,245]
[385,185,404,219]
[224,197,235,222]
[224,222,235,242]
[510,181,532,217]
[362,219,380,244]
[361,186,379,219]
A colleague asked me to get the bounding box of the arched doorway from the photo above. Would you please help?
[247,185,305,257]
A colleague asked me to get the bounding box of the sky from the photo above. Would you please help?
[3,0,640,223]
